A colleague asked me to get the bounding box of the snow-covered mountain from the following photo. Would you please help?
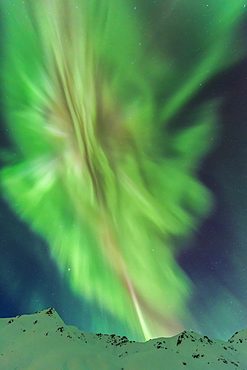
[0,308,246,369]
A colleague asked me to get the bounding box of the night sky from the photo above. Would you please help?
[0,0,247,342]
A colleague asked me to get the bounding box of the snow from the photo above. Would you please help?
[0,308,246,369]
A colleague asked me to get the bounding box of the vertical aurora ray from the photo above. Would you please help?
[1,0,246,340]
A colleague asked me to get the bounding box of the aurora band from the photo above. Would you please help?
[1,0,246,340]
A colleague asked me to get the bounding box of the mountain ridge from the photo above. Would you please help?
[0,308,246,369]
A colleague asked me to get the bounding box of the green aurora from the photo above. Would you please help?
[1,0,246,341]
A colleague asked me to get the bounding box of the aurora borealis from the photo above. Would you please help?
[0,0,247,342]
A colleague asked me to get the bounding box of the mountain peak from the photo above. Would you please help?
[0,308,246,369]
